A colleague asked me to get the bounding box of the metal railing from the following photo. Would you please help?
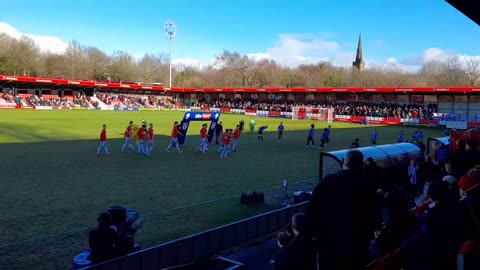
[81,202,309,270]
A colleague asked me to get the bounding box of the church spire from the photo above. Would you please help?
[352,32,365,71]
[356,32,363,61]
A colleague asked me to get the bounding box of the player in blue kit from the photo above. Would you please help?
[325,125,332,143]
[371,129,378,144]
[258,126,268,141]
[318,128,329,150]
[306,124,315,148]
[278,122,284,141]
[397,131,405,143]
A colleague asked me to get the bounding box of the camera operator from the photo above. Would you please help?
[88,207,143,263]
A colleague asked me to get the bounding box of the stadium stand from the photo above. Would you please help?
[195,98,437,118]
[2,75,480,127]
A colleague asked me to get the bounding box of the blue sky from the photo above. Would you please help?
[0,0,479,69]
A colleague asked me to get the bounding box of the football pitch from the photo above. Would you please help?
[0,110,442,269]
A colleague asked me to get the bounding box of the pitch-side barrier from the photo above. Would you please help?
[2,105,479,128]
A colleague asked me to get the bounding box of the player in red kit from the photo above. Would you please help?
[166,121,183,153]
[220,129,232,158]
[121,121,135,152]
[96,124,110,156]
[145,123,154,157]
[232,125,240,152]
[196,123,208,153]
[137,126,146,155]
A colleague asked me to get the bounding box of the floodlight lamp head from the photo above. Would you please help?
[163,20,177,42]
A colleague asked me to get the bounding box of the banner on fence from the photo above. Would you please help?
[245,110,257,116]
[5,104,479,128]
[0,105,17,109]
[419,119,440,127]
[35,106,53,110]
[268,111,281,117]
[256,110,269,117]
[366,117,384,124]
[446,121,468,130]
[401,118,420,125]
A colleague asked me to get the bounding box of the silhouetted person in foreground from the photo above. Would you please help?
[88,212,117,263]
[274,213,317,270]
[308,150,380,270]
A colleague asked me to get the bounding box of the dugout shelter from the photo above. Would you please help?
[319,143,422,180]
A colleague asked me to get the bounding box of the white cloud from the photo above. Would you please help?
[173,57,201,66]
[384,48,480,72]
[385,57,397,64]
[245,33,359,67]
[0,22,68,54]
[246,52,270,61]
[399,48,449,66]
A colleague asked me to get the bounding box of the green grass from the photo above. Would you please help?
[0,110,443,269]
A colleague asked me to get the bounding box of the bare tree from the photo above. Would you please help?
[109,51,136,82]
[137,53,169,84]
[439,56,469,86]
[214,50,256,87]
[42,53,69,78]
[9,37,40,76]
[173,66,205,88]
[0,34,15,74]
[252,59,280,87]
[85,47,110,80]
[0,33,478,88]
[465,58,480,86]
[65,40,88,79]
[281,68,305,88]
[320,64,349,87]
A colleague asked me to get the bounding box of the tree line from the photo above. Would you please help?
[1,33,479,88]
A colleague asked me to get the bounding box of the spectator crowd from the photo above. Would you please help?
[195,98,438,119]
[272,138,480,270]
[2,92,439,119]
[94,92,173,109]
[0,92,92,108]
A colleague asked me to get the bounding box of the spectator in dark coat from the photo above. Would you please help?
[214,122,223,144]
[88,212,118,263]
[451,139,474,176]
[307,150,381,270]
[416,155,442,196]
[400,181,475,270]
[364,157,386,191]
[274,213,317,270]
[371,190,419,257]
